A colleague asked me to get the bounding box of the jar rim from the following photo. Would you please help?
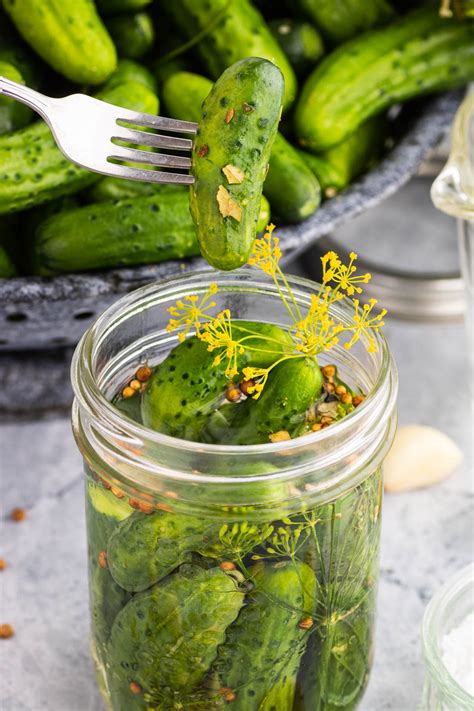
[422,563,474,706]
[71,268,398,506]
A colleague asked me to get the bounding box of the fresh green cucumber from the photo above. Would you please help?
[162,70,213,125]
[296,0,395,44]
[211,560,317,710]
[295,9,474,151]
[141,323,293,441]
[190,58,283,270]
[220,357,323,445]
[32,191,199,275]
[107,565,244,710]
[3,0,117,84]
[106,11,154,59]
[269,18,325,77]
[0,80,159,216]
[0,243,16,277]
[264,132,321,223]
[167,0,297,110]
[102,58,157,92]
[87,178,182,202]
[88,176,271,231]
[96,0,151,16]
[0,61,32,135]
[163,69,319,224]
[298,116,388,196]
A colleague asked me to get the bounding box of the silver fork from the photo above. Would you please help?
[0,76,198,184]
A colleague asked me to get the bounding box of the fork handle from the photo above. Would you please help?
[0,76,53,121]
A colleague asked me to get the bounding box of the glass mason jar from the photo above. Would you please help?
[71,269,398,711]
[420,564,474,710]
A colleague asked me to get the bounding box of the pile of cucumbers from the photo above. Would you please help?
[0,0,472,277]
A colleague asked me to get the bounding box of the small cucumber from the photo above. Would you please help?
[106,11,154,59]
[3,0,117,85]
[295,9,474,150]
[269,18,325,77]
[107,565,244,709]
[168,0,297,110]
[190,58,283,271]
[162,70,213,125]
[141,322,293,441]
[163,69,318,224]
[96,0,151,16]
[0,80,159,215]
[264,132,321,223]
[298,116,388,196]
[211,560,317,710]
[107,510,219,592]
[220,357,323,445]
[102,58,157,92]
[32,191,199,275]
[0,61,32,135]
[296,0,395,44]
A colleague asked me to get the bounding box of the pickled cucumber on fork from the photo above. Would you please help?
[210,559,317,709]
[107,564,244,710]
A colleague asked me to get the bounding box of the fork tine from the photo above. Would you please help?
[109,146,192,169]
[113,127,194,151]
[115,109,198,134]
[103,162,195,185]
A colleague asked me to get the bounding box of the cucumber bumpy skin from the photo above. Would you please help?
[0,80,158,216]
[107,510,220,592]
[164,70,319,225]
[107,565,244,710]
[211,560,317,710]
[167,0,297,110]
[190,58,283,271]
[295,9,474,151]
[296,0,395,45]
[3,0,117,85]
[220,357,323,445]
[141,323,293,441]
[32,191,198,275]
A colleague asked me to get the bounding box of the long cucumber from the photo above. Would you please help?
[295,9,474,151]
[32,191,198,275]
[166,0,297,110]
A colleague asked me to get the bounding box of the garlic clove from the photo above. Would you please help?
[384,425,463,493]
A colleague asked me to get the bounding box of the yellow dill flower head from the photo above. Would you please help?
[247,224,281,276]
[165,282,218,340]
